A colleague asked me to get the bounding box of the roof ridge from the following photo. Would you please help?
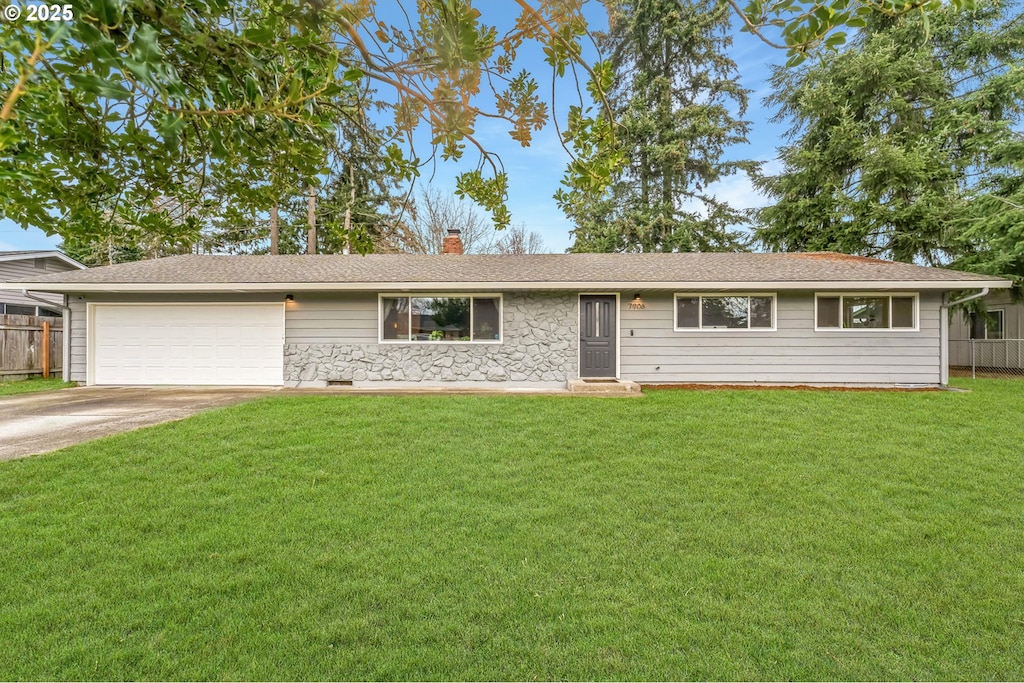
[2,251,1007,291]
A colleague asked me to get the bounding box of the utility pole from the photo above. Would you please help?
[343,164,354,255]
[270,204,279,255]
[307,184,316,255]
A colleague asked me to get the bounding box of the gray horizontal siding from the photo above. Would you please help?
[0,257,79,279]
[620,292,942,385]
[949,305,973,342]
[1,261,45,280]
[948,292,1024,366]
[285,293,377,344]
[1,291,63,308]
[68,298,87,383]
[1,257,80,308]
[66,288,948,387]
[949,294,1023,341]
[1,257,65,307]
[1006,304,1023,340]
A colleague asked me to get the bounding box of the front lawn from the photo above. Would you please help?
[1,381,1022,680]
[0,376,75,396]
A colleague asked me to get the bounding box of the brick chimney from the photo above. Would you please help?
[442,228,464,255]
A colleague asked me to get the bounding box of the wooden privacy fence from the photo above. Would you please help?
[0,314,63,380]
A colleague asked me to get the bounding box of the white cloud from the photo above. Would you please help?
[676,155,782,219]
[709,156,784,212]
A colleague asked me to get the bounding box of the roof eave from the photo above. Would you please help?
[0,251,87,269]
[0,279,1013,293]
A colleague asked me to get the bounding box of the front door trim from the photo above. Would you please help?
[577,292,620,379]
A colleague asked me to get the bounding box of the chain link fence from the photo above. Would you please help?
[950,339,1024,379]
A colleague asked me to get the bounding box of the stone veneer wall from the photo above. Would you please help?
[284,292,577,386]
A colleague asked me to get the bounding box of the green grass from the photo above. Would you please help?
[1,380,1023,680]
[0,376,75,396]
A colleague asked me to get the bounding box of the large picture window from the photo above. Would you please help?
[381,295,502,342]
[815,294,917,330]
[674,294,776,330]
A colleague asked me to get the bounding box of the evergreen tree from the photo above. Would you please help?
[206,121,405,256]
[755,2,1024,269]
[563,0,757,253]
[956,122,1024,291]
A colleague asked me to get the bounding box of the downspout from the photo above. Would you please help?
[21,290,71,382]
[939,287,989,386]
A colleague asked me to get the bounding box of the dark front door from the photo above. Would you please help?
[580,295,617,378]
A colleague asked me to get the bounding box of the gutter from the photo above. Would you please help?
[938,287,990,387]
[21,289,71,382]
[0,278,1015,294]
[942,287,990,310]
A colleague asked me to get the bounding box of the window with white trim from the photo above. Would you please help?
[674,294,776,330]
[815,294,917,330]
[969,309,1003,340]
[381,295,501,342]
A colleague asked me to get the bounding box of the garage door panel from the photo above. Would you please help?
[92,304,283,386]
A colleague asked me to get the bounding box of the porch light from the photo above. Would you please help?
[629,294,646,310]
[284,294,294,302]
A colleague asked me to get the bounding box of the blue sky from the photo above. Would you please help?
[0,5,789,254]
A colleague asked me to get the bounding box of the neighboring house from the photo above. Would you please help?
[949,289,1023,341]
[948,289,1024,369]
[0,250,86,315]
[0,238,1010,388]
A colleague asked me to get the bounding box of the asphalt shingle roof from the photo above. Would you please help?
[2,252,1006,290]
[0,250,86,268]
[0,250,51,257]
[0,250,68,260]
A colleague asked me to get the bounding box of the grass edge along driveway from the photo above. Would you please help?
[0,377,75,396]
[0,380,1021,680]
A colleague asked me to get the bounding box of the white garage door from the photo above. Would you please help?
[91,304,284,386]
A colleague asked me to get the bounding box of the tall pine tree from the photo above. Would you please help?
[563,0,756,253]
[754,2,1024,270]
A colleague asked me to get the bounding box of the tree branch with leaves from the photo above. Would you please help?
[1,0,972,250]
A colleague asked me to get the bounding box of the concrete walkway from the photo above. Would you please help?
[0,386,273,461]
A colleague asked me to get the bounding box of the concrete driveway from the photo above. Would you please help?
[0,386,274,461]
